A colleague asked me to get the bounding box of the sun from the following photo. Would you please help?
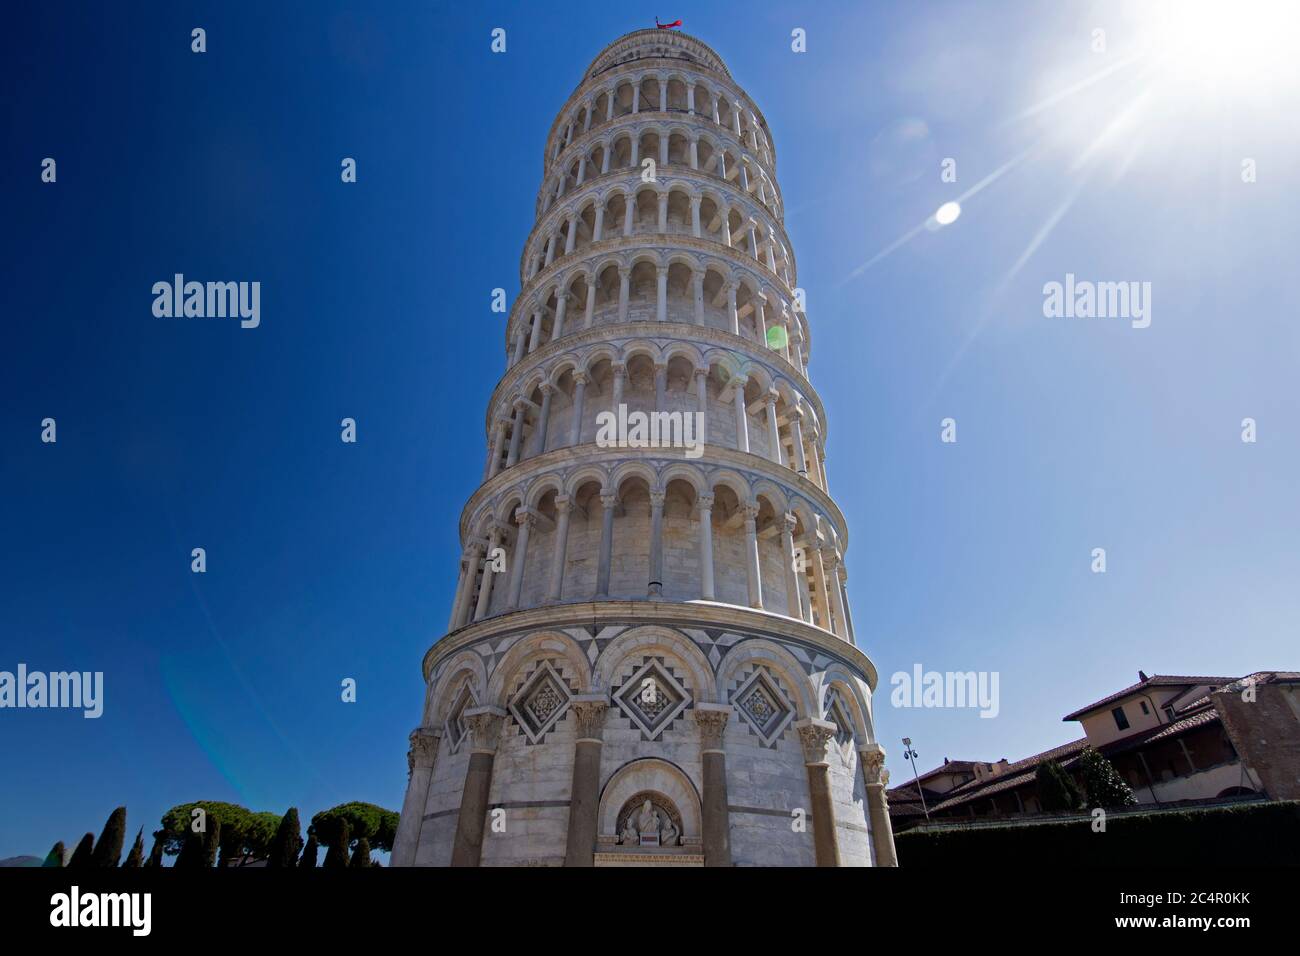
[1133,0,1300,94]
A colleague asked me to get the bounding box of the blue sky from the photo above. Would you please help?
[2,1,1297,859]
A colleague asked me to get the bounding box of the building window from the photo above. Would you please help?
[1140,701,1150,715]
[1112,706,1130,730]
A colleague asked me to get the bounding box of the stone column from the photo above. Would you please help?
[545,234,557,267]
[742,505,763,609]
[547,496,572,601]
[593,206,605,242]
[732,378,749,453]
[657,192,668,232]
[528,309,543,351]
[687,86,696,114]
[754,296,768,346]
[838,567,857,644]
[648,490,665,597]
[859,744,898,867]
[552,292,568,339]
[512,330,526,364]
[811,542,831,631]
[692,270,705,324]
[656,267,668,322]
[473,525,503,621]
[450,545,481,630]
[611,363,626,414]
[659,132,669,167]
[654,363,667,413]
[796,718,840,866]
[564,697,609,866]
[576,156,587,187]
[825,551,848,639]
[697,494,715,600]
[695,704,733,867]
[789,408,808,476]
[486,419,507,479]
[689,137,699,168]
[535,384,554,454]
[505,400,526,467]
[690,195,702,237]
[631,85,640,114]
[781,514,803,621]
[695,366,709,437]
[584,282,597,327]
[450,707,507,867]
[569,373,588,445]
[601,148,611,174]
[623,197,634,236]
[596,492,618,597]
[505,511,533,609]
[658,78,668,113]
[564,217,577,255]
[726,282,739,335]
[392,727,441,866]
[617,268,630,320]
[765,392,782,464]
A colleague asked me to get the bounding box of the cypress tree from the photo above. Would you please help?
[1079,746,1139,808]
[267,808,304,868]
[299,833,319,868]
[42,842,66,867]
[123,828,145,868]
[90,806,127,867]
[174,830,203,868]
[322,821,350,869]
[67,833,95,869]
[349,837,372,868]
[1035,759,1084,812]
[145,833,165,868]
[201,819,222,868]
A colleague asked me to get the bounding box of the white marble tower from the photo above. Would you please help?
[391,29,896,867]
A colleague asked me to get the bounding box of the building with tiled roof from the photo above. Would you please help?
[888,670,1298,831]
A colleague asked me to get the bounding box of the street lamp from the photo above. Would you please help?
[901,737,930,824]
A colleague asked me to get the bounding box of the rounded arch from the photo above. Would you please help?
[819,669,873,742]
[594,624,717,700]
[427,650,487,723]
[706,467,752,507]
[486,630,592,706]
[524,473,565,509]
[564,463,611,497]
[717,638,816,719]
[598,758,701,847]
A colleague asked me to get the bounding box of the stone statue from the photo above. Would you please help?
[660,813,680,847]
[636,799,659,837]
[619,817,639,845]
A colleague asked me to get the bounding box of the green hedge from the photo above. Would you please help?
[896,800,1300,867]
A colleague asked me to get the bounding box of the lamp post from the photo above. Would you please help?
[902,737,930,825]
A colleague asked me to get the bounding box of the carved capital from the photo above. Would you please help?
[463,706,507,754]
[649,491,666,509]
[859,742,888,787]
[570,695,609,741]
[795,718,836,765]
[697,494,715,513]
[572,371,589,386]
[600,492,620,510]
[694,703,731,751]
[406,726,442,776]
[554,494,572,514]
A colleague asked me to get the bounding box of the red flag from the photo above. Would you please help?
[655,18,682,30]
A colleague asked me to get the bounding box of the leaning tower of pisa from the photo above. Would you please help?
[390,29,896,867]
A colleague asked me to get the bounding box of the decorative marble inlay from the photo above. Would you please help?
[508,660,573,744]
[444,683,475,754]
[612,658,691,740]
[731,668,794,747]
[825,689,854,747]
